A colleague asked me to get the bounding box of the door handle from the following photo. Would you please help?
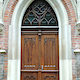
[38,30,42,41]
[42,65,43,70]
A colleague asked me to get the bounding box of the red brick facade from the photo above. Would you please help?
[0,0,79,80]
[0,0,18,80]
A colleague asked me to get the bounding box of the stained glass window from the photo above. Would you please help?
[22,0,58,26]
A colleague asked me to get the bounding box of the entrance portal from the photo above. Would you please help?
[21,0,59,80]
[7,0,72,80]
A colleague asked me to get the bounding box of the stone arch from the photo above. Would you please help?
[7,0,72,80]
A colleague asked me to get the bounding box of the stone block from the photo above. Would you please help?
[0,64,4,79]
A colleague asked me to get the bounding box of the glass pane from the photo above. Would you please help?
[41,19,48,25]
[28,12,35,22]
[41,6,46,12]
[49,19,57,26]
[45,12,52,21]
[34,7,39,13]
[38,3,43,8]
[32,19,38,25]
[24,19,30,25]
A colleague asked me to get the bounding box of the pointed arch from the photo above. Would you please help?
[22,0,58,26]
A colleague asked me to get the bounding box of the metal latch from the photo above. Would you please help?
[42,65,43,70]
[38,30,42,40]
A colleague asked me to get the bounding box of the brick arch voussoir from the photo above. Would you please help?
[4,0,18,25]
[62,0,76,26]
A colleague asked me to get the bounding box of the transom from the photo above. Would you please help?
[22,0,58,27]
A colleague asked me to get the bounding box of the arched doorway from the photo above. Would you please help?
[21,0,59,80]
[7,0,72,80]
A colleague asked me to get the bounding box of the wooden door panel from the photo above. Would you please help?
[21,72,38,80]
[41,34,59,70]
[41,73,58,80]
[21,33,59,80]
[21,35,39,70]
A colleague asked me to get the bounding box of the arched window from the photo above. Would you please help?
[22,0,58,26]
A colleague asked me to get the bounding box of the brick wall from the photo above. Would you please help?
[0,0,79,80]
[0,0,18,80]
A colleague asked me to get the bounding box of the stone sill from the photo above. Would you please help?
[0,50,6,54]
[74,49,80,53]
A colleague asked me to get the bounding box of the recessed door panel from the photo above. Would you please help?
[41,35,59,70]
[21,35,39,70]
[21,72,38,80]
[41,73,58,80]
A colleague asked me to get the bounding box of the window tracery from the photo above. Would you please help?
[22,0,58,26]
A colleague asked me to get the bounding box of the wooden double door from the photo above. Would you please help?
[21,30,59,80]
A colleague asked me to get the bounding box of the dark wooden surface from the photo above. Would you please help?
[21,31,59,80]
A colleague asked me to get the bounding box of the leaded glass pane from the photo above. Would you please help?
[28,12,35,22]
[22,0,58,26]
[41,19,48,25]
[24,19,30,26]
[45,12,52,21]
[32,19,38,25]
[49,19,57,26]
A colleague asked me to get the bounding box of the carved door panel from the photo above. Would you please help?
[41,73,58,80]
[41,34,59,70]
[21,34,39,80]
[21,32,59,80]
[41,34,59,80]
[21,35,39,70]
[22,72,38,80]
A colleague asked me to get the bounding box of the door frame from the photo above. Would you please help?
[7,0,72,80]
